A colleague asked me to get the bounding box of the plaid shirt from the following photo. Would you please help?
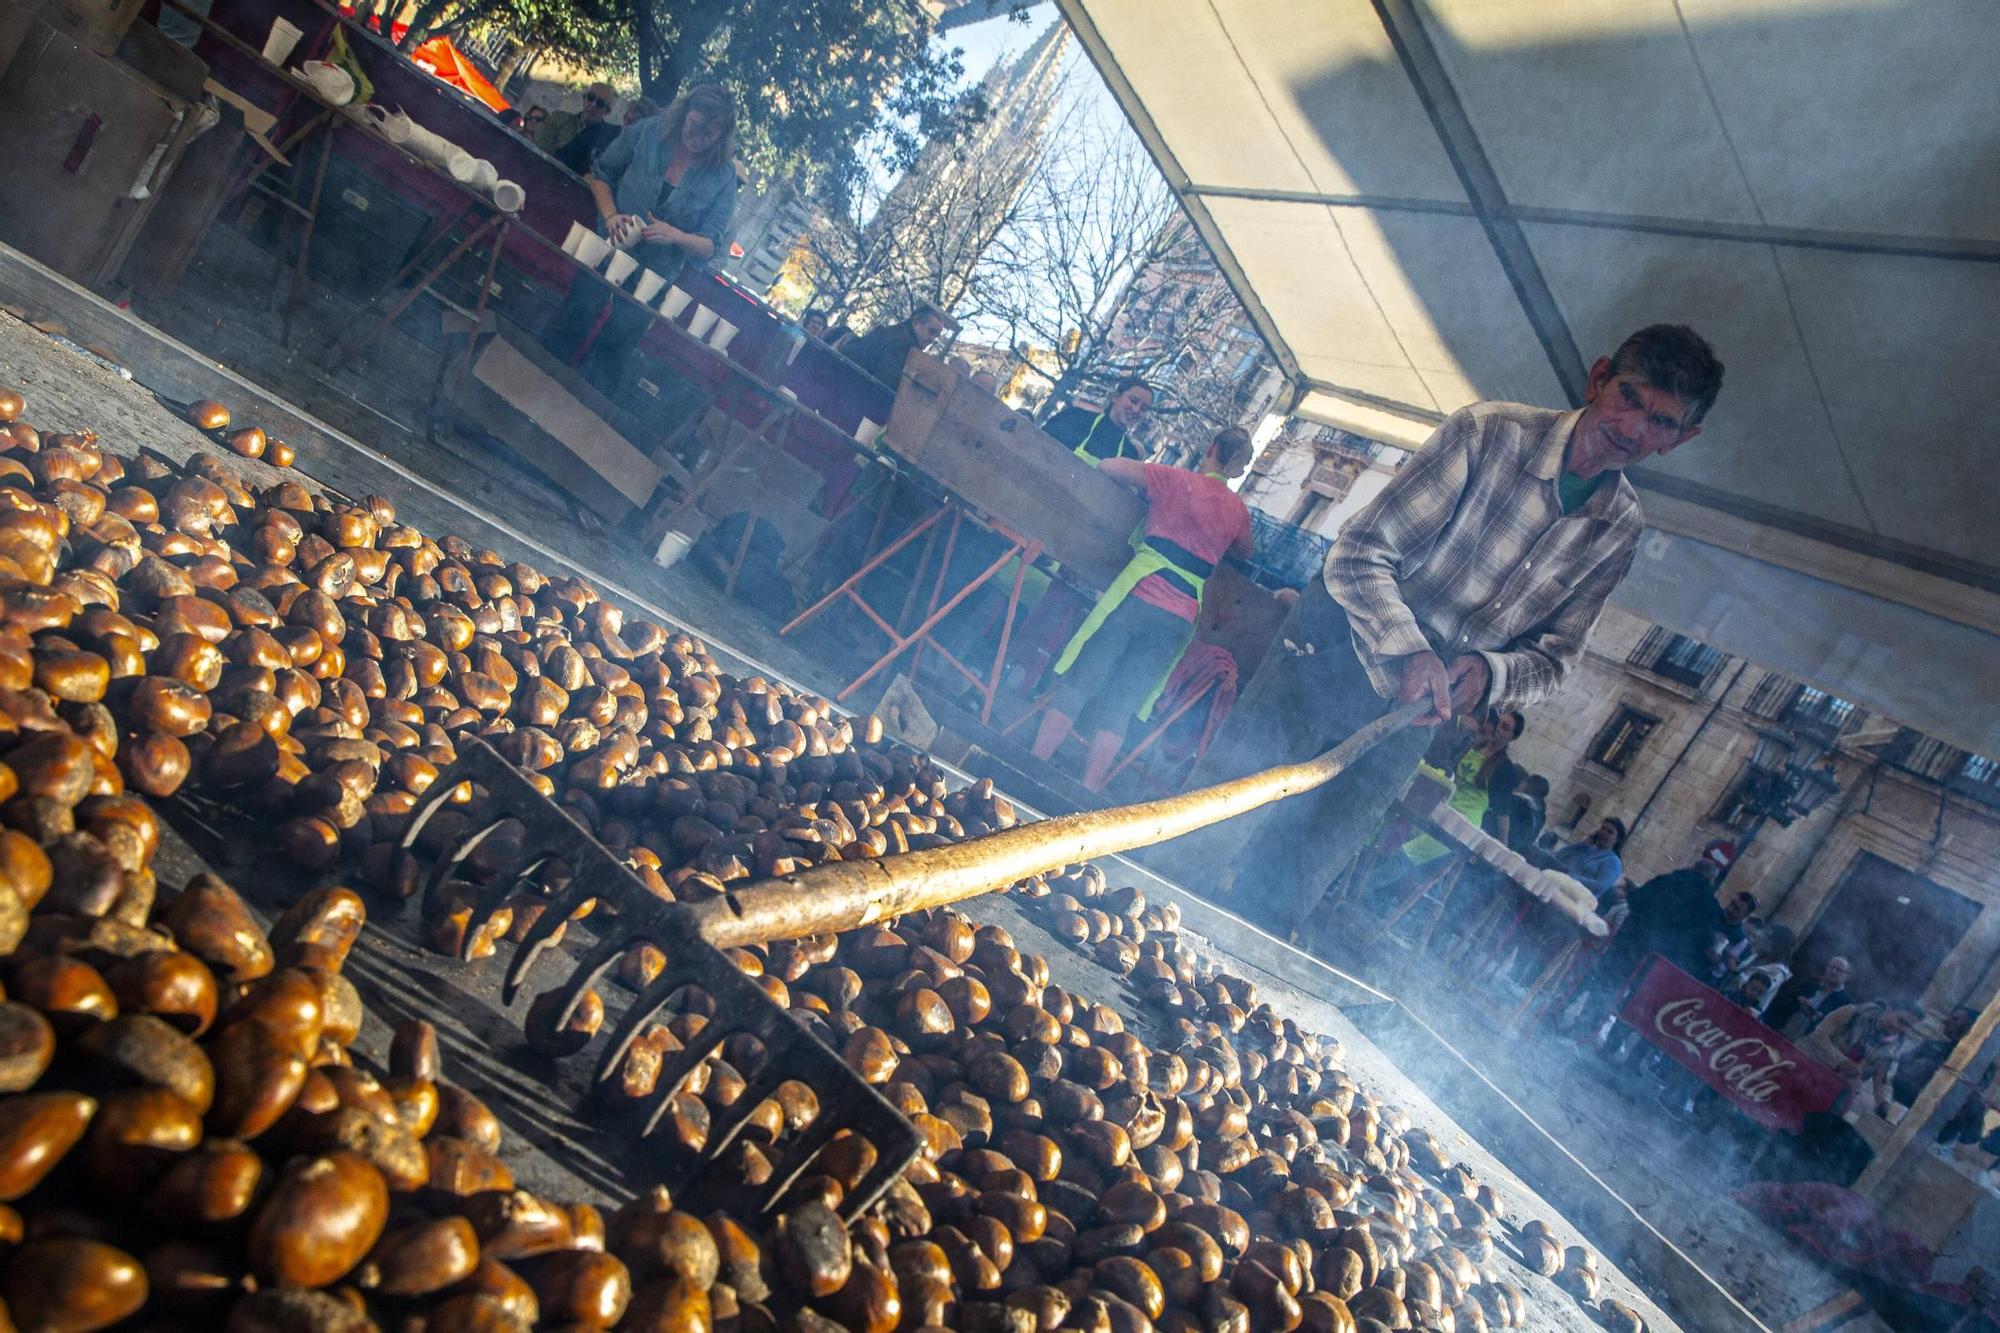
[1326,401,1642,708]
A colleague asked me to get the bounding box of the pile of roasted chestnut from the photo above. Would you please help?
[0,384,1650,1331]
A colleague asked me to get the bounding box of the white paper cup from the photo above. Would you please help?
[574,231,612,268]
[446,149,477,182]
[633,269,667,304]
[262,17,303,63]
[856,418,884,446]
[469,160,498,191]
[659,287,692,319]
[686,305,719,339]
[561,221,589,256]
[707,319,739,353]
[492,180,525,213]
[605,251,640,285]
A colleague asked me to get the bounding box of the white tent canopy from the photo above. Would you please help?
[1059,0,2000,755]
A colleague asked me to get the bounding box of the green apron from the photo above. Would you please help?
[1051,537,1206,723]
[1403,749,1494,866]
[1070,415,1134,462]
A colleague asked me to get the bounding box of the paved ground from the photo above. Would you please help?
[9,227,1910,1329]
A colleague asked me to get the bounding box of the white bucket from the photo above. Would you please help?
[659,287,692,319]
[686,305,718,339]
[654,530,695,569]
[261,17,302,63]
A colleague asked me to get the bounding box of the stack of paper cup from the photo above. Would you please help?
[634,269,667,304]
[708,319,739,353]
[606,252,640,285]
[262,17,303,63]
[659,287,692,319]
[492,181,525,213]
[686,306,719,338]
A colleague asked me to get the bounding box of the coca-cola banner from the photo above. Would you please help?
[1619,955,1848,1133]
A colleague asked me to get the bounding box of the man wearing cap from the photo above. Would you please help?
[1151,325,1724,937]
[837,303,950,391]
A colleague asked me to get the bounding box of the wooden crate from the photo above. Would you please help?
[883,352,1142,590]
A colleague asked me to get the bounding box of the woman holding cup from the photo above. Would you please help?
[545,85,739,396]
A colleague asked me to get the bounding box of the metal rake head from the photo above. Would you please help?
[395,738,917,1220]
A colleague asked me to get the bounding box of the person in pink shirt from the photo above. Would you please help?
[1031,428,1255,789]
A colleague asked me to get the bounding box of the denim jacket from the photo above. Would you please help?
[589,117,739,283]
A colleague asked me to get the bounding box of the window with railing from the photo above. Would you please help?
[1586,705,1659,776]
[1880,728,1966,782]
[1627,627,1728,690]
[1744,674,1865,736]
[1953,753,2000,810]
[1781,684,1861,735]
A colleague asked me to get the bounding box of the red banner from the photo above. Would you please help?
[1619,955,1848,1133]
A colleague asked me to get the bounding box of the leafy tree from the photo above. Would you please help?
[384,0,978,196]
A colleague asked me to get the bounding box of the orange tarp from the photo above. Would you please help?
[409,35,509,111]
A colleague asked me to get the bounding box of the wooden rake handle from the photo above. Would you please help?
[692,702,1430,950]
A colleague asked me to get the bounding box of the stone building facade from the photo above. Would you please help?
[1509,605,2000,1017]
[1240,421,1398,534]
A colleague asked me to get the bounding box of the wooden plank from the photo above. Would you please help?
[885,352,1142,588]
[1192,565,1286,679]
[452,373,636,523]
[469,335,662,508]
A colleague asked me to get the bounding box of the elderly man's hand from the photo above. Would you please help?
[1397,651,1452,724]
[1447,655,1490,715]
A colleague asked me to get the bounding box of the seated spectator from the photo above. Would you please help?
[836,303,949,390]
[1719,922,1795,1019]
[1031,431,1255,789]
[801,310,830,340]
[1490,773,1550,856]
[1766,955,1854,1039]
[1706,884,1758,977]
[1894,1006,1976,1107]
[536,82,621,173]
[1801,1001,1922,1119]
[524,106,549,135]
[1043,377,1156,463]
[623,98,659,126]
[1552,817,1626,895]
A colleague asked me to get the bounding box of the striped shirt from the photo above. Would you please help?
[1326,402,1643,708]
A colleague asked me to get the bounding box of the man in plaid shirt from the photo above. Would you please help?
[1154,325,1724,939]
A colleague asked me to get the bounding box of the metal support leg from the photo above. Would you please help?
[334,212,506,367]
[281,119,335,346]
